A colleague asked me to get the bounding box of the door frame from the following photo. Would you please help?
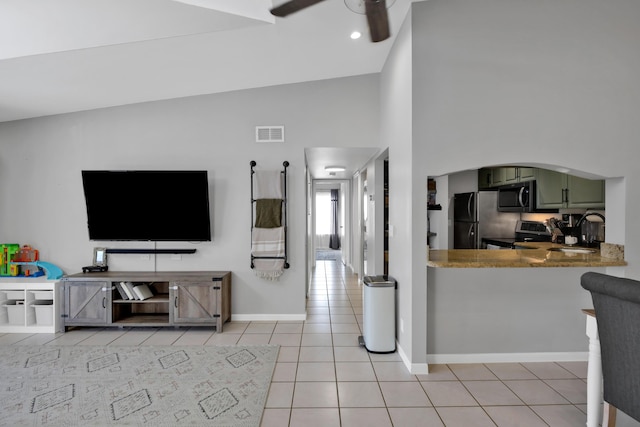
[309,179,352,268]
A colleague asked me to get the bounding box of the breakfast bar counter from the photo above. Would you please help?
[427,242,626,268]
[425,242,626,361]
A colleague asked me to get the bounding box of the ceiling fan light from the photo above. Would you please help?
[345,0,396,14]
[325,166,346,172]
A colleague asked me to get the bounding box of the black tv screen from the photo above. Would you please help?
[82,170,211,241]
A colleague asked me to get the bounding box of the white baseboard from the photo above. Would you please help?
[395,347,587,374]
[426,352,588,364]
[397,342,430,375]
[231,314,307,322]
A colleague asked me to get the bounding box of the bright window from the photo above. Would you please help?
[315,191,331,234]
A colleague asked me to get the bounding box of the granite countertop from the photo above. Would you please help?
[427,242,626,268]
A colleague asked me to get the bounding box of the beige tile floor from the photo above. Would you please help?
[260,260,589,427]
[0,260,589,426]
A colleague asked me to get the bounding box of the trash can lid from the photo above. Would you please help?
[364,275,394,282]
[363,275,395,287]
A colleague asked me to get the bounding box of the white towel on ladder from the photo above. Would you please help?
[252,226,285,280]
[254,171,283,199]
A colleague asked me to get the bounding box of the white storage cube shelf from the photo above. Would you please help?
[31,301,53,326]
[4,302,25,325]
[0,279,61,333]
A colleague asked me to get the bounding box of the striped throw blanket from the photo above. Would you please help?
[252,226,285,280]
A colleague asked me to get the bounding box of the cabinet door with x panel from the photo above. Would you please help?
[64,281,111,325]
[170,277,230,331]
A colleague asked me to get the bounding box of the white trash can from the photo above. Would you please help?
[359,275,396,353]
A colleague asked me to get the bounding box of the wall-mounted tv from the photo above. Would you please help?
[82,170,212,241]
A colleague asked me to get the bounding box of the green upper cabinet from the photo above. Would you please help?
[518,167,535,182]
[495,167,522,186]
[504,167,535,184]
[478,167,605,210]
[478,167,535,189]
[535,169,566,209]
[491,168,508,186]
[478,168,493,190]
[535,169,605,210]
[566,175,605,208]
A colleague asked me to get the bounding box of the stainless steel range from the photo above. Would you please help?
[482,220,552,249]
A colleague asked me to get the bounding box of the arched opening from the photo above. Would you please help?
[426,163,624,251]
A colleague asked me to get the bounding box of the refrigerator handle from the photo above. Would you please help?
[468,224,475,247]
[467,193,474,219]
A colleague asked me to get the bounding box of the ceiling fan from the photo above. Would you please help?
[270,0,390,43]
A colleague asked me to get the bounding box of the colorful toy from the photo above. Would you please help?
[13,245,39,262]
[0,244,20,276]
[0,244,63,279]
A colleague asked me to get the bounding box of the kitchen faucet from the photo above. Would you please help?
[574,212,606,247]
[575,212,606,228]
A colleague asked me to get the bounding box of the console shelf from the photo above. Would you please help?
[62,271,231,331]
[113,314,171,325]
[105,249,197,254]
[112,295,169,304]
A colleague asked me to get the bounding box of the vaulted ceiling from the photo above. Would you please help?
[0,0,418,124]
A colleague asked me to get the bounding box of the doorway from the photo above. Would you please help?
[312,180,349,266]
[358,159,389,278]
[361,170,369,276]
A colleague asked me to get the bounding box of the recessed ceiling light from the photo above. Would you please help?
[325,166,346,172]
[350,31,362,40]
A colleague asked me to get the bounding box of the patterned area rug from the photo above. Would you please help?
[0,345,279,427]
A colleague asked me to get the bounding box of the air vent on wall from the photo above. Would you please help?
[256,126,285,143]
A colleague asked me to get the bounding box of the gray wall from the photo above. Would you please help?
[381,7,428,370]
[411,0,638,270]
[379,0,640,372]
[0,74,380,318]
[427,267,599,356]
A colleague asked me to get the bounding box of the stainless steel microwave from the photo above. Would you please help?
[497,181,536,212]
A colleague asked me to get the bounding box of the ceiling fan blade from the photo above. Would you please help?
[365,0,390,42]
[271,0,327,17]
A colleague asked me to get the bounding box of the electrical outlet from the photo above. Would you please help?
[400,318,404,334]
[171,254,182,261]
[140,254,150,261]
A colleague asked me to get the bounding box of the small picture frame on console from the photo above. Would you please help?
[93,247,107,267]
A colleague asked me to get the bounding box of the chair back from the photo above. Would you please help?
[581,272,640,422]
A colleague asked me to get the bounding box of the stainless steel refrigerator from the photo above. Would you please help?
[453,191,520,249]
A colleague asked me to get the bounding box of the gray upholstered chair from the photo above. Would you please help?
[581,272,640,427]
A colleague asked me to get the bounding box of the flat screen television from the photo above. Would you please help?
[81,170,212,241]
